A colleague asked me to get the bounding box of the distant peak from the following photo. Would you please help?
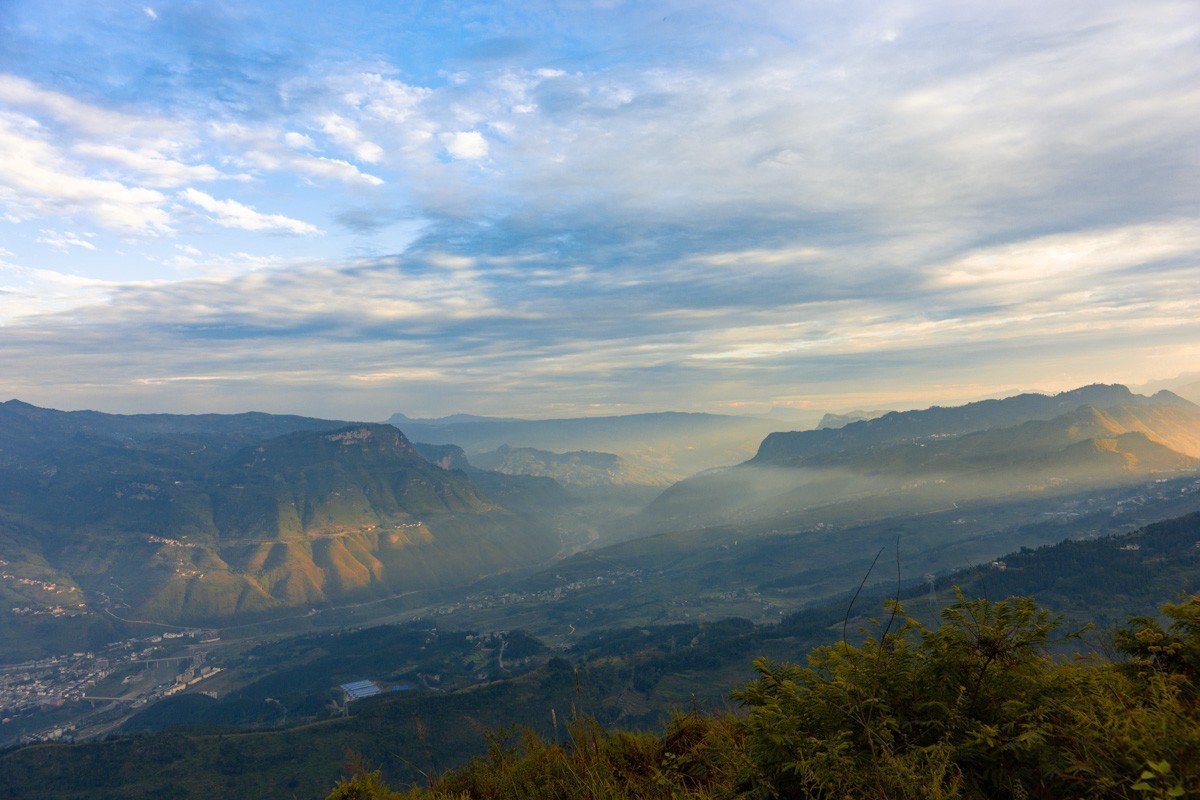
[1056,383,1131,399]
[1150,389,1198,407]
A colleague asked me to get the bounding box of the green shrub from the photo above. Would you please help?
[329,594,1200,800]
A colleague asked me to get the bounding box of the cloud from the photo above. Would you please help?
[284,131,316,150]
[36,229,97,252]
[163,246,286,278]
[0,74,180,141]
[302,71,430,127]
[212,123,385,186]
[0,1,1197,418]
[179,188,321,235]
[318,114,385,163]
[0,74,228,231]
[295,155,384,186]
[278,70,444,166]
[1,229,1197,419]
[929,223,1200,303]
[0,258,122,322]
[73,142,223,188]
[441,131,489,161]
[0,112,171,233]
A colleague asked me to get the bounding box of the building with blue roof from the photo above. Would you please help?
[339,680,381,701]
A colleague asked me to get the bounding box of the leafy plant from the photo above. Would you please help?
[330,593,1200,800]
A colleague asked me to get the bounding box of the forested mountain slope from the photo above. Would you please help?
[0,405,559,637]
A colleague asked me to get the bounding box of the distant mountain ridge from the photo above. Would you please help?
[0,399,349,464]
[637,385,1200,535]
[753,384,1192,463]
[0,405,559,638]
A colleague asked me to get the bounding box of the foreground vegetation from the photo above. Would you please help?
[5,512,1200,799]
[330,593,1200,800]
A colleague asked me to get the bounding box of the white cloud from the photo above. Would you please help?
[212,123,385,187]
[690,246,826,269]
[73,142,222,188]
[297,155,384,186]
[280,71,439,166]
[36,229,97,252]
[309,71,429,125]
[0,112,171,233]
[179,188,321,235]
[143,7,157,20]
[164,247,284,277]
[0,74,181,144]
[0,259,121,321]
[242,148,384,187]
[318,114,384,163]
[441,131,489,161]
[929,223,1200,303]
[0,75,227,233]
[284,131,316,150]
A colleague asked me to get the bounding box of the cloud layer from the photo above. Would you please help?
[0,0,1197,418]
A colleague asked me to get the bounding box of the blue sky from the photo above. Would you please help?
[0,0,1197,420]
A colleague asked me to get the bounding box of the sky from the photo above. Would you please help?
[0,0,1197,421]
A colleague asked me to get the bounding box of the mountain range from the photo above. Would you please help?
[4,383,1200,662]
[753,384,1196,463]
[637,384,1200,535]
[0,404,559,640]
